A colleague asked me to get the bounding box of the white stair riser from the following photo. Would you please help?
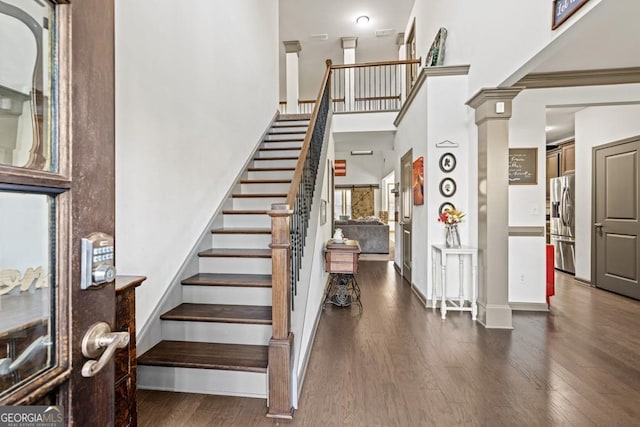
[199,257,271,275]
[257,150,301,158]
[182,285,272,306]
[162,321,271,346]
[211,233,271,249]
[275,120,309,127]
[138,366,267,399]
[261,141,303,150]
[247,170,294,180]
[270,126,307,133]
[252,159,298,169]
[232,197,285,210]
[240,182,290,194]
[264,134,305,141]
[223,214,271,228]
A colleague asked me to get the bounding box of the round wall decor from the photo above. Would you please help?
[439,178,457,197]
[439,152,457,173]
[438,202,456,215]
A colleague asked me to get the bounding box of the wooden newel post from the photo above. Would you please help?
[267,203,294,419]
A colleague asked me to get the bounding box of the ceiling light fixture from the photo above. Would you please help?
[351,150,373,156]
[356,15,370,25]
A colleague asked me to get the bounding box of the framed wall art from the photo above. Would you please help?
[508,148,538,185]
[439,178,457,197]
[438,202,456,215]
[439,152,456,173]
[413,156,424,205]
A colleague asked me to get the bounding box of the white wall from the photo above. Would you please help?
[574,104,640,281]
[115,0,279,326]
[393,72,472,301]
[405,0,603,95]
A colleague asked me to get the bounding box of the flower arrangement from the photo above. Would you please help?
[438,209,465,225]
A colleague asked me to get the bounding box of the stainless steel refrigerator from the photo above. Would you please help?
[550,174,575,274]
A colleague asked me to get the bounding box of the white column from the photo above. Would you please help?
[396,33,406,102]
[341,37,357,112]
[467,88,522,329]
[283,40,301,114]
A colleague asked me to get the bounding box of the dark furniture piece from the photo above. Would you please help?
[323,240,362,311]
[334,220,389,254]
[115,275,146,427]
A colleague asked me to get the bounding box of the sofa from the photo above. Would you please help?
[334,219,389,254]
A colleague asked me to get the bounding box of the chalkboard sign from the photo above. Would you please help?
[509,148,538,185]
[552,0,591,29]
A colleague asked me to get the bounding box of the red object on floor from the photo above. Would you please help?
[546,244,555,304]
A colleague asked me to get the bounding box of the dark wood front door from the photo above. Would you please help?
[0,0,116,424]
[400,150,412,283]
[593,136,640,300]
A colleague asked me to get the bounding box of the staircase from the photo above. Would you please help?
[137,114,310,399]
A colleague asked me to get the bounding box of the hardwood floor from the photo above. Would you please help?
[138,262,640,426]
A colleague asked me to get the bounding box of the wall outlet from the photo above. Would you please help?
[519,274,526,284]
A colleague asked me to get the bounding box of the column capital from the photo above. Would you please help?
[283,40,302,54]
[341,37,358,50]
[466,87,523,124]
[395,32,405,46]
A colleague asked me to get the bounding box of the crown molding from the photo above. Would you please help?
[283,40,301,54]
[394,65,471,127]
[516,67,640,89]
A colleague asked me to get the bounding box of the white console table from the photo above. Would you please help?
[431,244,478,320]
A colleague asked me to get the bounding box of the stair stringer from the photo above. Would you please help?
[287,112,334,409]
[136,111,279,356]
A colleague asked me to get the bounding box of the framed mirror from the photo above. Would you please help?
[0,0,57,172]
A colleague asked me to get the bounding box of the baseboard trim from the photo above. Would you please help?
[574,276,592,287]
[393,262,401,274]
[509,302,549,312]
[411,283,428,308]
[296,277,329,405]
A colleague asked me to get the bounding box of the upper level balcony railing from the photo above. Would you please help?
[279,58,421,115]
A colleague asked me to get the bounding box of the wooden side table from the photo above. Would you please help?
[323,240,362,311]
[431,245,478,320]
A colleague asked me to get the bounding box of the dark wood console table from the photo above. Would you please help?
[323,240,362,311]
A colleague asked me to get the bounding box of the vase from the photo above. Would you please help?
[445,224,461,248]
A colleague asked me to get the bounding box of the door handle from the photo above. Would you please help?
[81,322,129,377]
[594,223,603,228]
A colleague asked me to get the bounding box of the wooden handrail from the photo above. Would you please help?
[330,58,421,70]
[285,60,333,207]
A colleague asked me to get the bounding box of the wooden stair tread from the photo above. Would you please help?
[232,193,287,198]
[271,124,308,128]
[222,209,268,215]
[259,147,302,151]
[247,167,295,172]
[254,156,299,160]
[198,248,271,258]
[138,341,268,373]
[161,303,272,324]
[181,273,272,288]
[240,179,292,184]
[211,227,271,234]
[263,138,305,143]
